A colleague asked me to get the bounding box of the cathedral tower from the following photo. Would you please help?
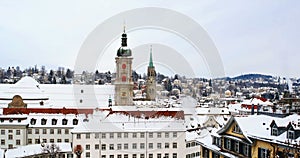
[146,46,156,101]
[114,28,134,106]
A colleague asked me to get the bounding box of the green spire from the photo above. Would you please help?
[149,45,154,68]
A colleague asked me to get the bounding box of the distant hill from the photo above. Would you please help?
[232,74,273,80]
[215,74,273,81]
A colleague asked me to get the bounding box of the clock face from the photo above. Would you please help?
[122,76,126,82]
[122,64,126,69]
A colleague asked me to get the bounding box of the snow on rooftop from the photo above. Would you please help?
[5,143,72,158]
[72,112,185,133]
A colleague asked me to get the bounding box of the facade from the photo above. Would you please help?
[146,46,156,101]
[196,114,300,158]
[72,111,186,158]
[114,29,134,106]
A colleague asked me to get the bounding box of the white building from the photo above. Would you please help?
[71,111,186,158]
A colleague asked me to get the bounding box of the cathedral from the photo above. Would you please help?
[114,28,156,106]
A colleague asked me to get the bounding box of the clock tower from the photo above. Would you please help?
[114,28,134,106]
[146,46,156,101]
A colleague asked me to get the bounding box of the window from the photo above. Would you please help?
[124,133,128,138]
[235,141,239,152]
[173,132,177,137]
[41,118,47,125]
[28,139,32,144]
[173,142,177,148]
[132,143,137,149]
[172,153,177,158]
[102,144,106,150]
[140,132,145,138]
[102,156,106,158]
[117,144,122,150]
[140,143,145,149]
[117,133,121,138]
[165,143,169,148]
[149,154,153,158]
[102,133,106,138]
[165,132,169,138]
[65,129,69,134]
[65,139,69,143]
[233,124,242,134]
[133,154,137,158]
[109,144,114,150]
[73,119,78,125]
[1,130,5,135]
[8,135,13,140]
[86,133,90,139]
[271,127,278,136]
[157,153,161,158]
[35,129,39,134]
[50,139,54,143]
[95,133,100,139]
[43,139,47,143]
[76,134,81,139]
[35,139,39,144]
[52,119,57,125]
[43,129,47,134]
[8,130,12,133]
[124,155,128,158]
[133,133,137,138]
[287,130,295,139]
[86,144,90,150]
[157,143,161,149]
[1,139,5,145]
[243,144,249,156]
[95,144,99,150]
[86,152,90,158]
[117,155,121,158]
[165,153,169,158]
[62,118,68,125]
[16,130,20,135]
[57,129,61,134]
[110,155,114,158]
[157,132,161,138]
[8,144,13,149]
[124,143,128,149]
[110,133,114,138]
[140,154,145,158]
[30,118,36,125]
[149,143,153,149]
[57,139,62,143]
[258,148,270,158]
[50,129,54,134]
[28,129,32,134]
[225,138,231,149]
[149,132,153,138]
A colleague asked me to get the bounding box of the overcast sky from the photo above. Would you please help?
[0,0,299,78]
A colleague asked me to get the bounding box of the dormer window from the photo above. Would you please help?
[271,128,278,136]
[287,130,295,139]
[52,119,57,125]
[41,118,47,125]
[73,119,78,125]
[233,124,242,134]
[62,118,68,125]
[30,118,36,125]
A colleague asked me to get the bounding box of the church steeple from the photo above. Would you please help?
[121,25,127,47]
[149,45,154,68]
[117,25,132,57]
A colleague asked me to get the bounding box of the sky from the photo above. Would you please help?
[0,0,299,78]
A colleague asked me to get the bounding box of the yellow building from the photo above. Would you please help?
[196,114,300,158]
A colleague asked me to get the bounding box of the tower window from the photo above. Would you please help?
[122,76,126,82]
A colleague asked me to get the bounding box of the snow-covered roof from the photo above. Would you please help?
[72,112,185,133]
[195,107,230,115]
[5,143,72,158]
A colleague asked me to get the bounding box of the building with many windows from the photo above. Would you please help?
[72,110,186,158]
